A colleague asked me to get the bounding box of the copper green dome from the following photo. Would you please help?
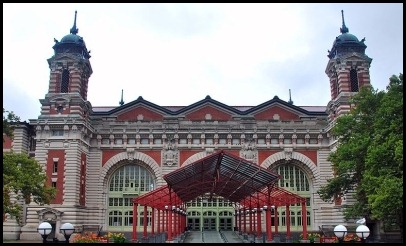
[52,11,91,59]
[334,33,359,44]
[328,10,366,59]
[60,34,85,44]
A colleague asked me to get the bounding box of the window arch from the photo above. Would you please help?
[270,163,312,231]
[61,69,69,93]
[350,68,359,92]
[107,164,156,231]
[276,164,309,192]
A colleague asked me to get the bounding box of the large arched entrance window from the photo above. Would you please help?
[108,163,156,231]
[270,163,312,231]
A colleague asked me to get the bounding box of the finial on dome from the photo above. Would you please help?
[119,89,124,106]
[288,89,293,104]
[70,10,79,35]
[340,10,349,34]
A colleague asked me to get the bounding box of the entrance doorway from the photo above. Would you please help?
[219,218,233,231]
[203,218,216,231]
[188,218,200,231]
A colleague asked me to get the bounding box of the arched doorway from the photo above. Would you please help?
[269,163,312,231]
[107,163,156,231]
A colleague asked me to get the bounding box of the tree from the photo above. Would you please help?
[3,109,56,223]
[317,74,403,236]
[3,108,20,141]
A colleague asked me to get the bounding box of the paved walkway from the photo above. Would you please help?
[183,231,245,243]
[4,231,244,244]
[3,240,42,243]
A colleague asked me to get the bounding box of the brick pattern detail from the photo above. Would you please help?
[117,107,164,121]
[140,150,161,165]
[185,106,232,121]
[253,106,300,121]
[79,153,86,206]
[102,150,124,166]
[180,150,200,165]
[258,150,278,164]
[46,149,65,204]
[297,150,318,165]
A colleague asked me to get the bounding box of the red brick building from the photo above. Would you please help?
[4,10,379,242]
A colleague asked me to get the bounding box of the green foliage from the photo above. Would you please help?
[317,73,403,230]
[3,152,57,222]
[3,108,56,223]
[3,108,20,142]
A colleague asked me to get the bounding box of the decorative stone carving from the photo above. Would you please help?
[241,139,257,163]
[284,148,293,161]
[127,148,135,160]
[273,114,280,120]
[37,207,63,222]
[163,139,178,166]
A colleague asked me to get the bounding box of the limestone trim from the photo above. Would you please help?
[260,150,320,181]
[182,151,211,166]
[37,207,63,222]
[100,151,162,186]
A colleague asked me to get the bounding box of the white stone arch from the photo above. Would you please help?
[182,151,210,166]
[260,151,320,183]
[100,151,163,188]
[99,151,163,231]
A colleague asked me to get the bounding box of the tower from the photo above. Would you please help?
[40,10,93,118]
[325,10,373,122]
[20,11,94,241]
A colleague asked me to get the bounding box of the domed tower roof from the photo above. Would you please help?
[52,11,91,59]
[327,10,367,59]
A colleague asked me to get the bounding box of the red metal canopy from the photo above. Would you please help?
[133,150,306,210]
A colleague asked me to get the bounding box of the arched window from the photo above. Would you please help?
[334,72,339,97]
[271,163,312,231]
[108,164,155,230]
[277,165,309,192]
[61,69,69,93]
[350,68,359,92]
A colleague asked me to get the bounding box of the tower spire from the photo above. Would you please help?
[70,10,78,35]
[288,89,293,104]
[119,89,124,106]
[340,10,349,34]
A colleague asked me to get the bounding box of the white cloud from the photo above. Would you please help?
[3,3,403,121]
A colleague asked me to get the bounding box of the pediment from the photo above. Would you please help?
[184,104,233,121]
[115,105,165,121]
[37,207,63,216]
[253,104,302,121]
[49,95,71,103]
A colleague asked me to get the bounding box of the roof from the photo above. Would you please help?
[133,150,306,210]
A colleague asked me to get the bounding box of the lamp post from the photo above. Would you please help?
[333,224,348,243]
[37,222,52,243]
[356,225,370,243]
[60,222,75,243]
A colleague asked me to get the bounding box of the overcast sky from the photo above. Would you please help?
[3,3,403,122]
